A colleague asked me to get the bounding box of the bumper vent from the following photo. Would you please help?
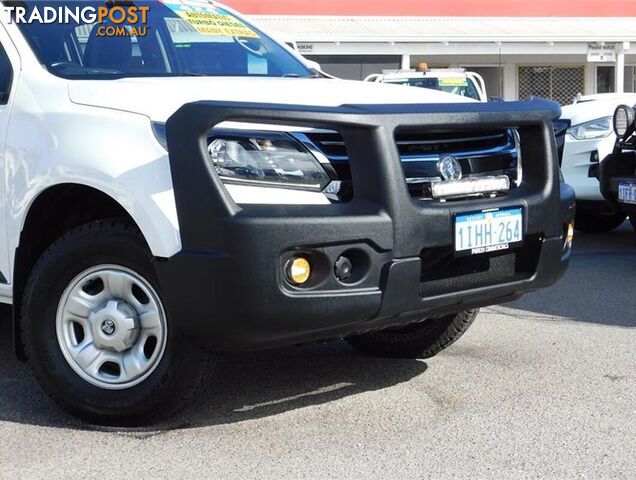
[418,236,542,297]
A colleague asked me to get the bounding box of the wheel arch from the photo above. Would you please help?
[12,183,148,360]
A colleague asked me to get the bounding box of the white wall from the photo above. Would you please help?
[308,47,636,101]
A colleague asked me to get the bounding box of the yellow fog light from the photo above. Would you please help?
[286,257,311,285]
[564,222,575,250]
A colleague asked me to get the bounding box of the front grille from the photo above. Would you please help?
[418,235,542,297]
[301,129,519,201]
[304,130,511,160]
[303,132,348,158]
[396,131,509,157]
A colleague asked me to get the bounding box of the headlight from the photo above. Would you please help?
[613,104,635,138]
[151,123,330,191]
[208,133,330,191]
[567,117,612,141]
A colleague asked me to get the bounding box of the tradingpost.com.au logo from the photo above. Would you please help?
[0,3,150,37]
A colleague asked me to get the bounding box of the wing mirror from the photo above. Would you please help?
[303,59,322,71]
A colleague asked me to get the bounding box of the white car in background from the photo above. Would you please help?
[365,66,488,102]
[556,93,636,232]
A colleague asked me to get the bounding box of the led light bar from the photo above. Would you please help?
[431,175,510,199]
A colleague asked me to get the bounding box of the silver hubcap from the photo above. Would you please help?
[56,265,167,390]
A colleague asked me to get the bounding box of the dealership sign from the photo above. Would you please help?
[587,44,617,63]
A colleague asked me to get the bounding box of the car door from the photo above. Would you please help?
[0,25,19,299]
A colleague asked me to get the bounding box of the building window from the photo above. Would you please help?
[597,66,615,94]
[518,66,584,105]
[593,66,636,94]
[625,66,636,93]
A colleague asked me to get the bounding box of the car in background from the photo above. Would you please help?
[555,93,636,232]
[365,65,488,102]
[600,104,636,232]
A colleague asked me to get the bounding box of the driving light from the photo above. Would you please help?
[431,176,510,199]
[209,134,330,191]
[567,117,612,141]
[286,257,311,285]
[613,105,636,138]
[513,129,522,187]
[564,222,575,250]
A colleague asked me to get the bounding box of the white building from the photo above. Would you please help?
[250,15,636,104]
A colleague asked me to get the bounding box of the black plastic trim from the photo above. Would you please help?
[600,147,636,216]
[155,98,574,350]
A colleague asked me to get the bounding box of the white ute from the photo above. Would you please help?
[557,93,636,232]
[0,0,574,425]
[365,65,489,102]
[0,0,478,424]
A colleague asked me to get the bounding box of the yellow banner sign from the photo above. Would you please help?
[166,3,258,37]
[438,77,469,87]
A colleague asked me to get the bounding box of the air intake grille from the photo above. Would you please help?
[396,131,509,157]
[419,252,517,297]
[418,236,542,297]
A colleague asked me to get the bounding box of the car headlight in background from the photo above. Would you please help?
[566,117,613,141]
[613,104,635,139]
[152,121,169,150]
[208,134,330,191]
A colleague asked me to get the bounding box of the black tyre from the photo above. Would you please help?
[574,203,626,233]
[346,310,478,359]
[21,220,210,426]
[630,216,636,232]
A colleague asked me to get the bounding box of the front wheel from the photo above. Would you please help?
[22,220,210,426]
[346,310,478,359]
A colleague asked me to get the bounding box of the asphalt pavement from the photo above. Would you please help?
[1,224,634,479]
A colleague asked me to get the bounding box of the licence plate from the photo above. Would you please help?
[454,207,524,255]
[618,181,636,205]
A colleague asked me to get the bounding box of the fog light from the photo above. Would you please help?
[286,257,311,285]
[564,222,575,250]
[334,256,353,282]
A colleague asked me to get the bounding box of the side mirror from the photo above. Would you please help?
[301,58,335,78]
[303,59,322,71]
[0,76,11,105]
[0,51,12,105]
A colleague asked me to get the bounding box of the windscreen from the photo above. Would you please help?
[11,0,314,79]
[386,77,481,100]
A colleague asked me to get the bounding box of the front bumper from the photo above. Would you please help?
[600,149,636,216]
[155,99,575,351]
[561,134,615,201]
